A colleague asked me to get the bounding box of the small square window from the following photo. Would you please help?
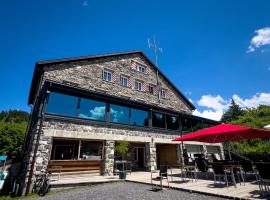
[136,65,145,73]
[135,80,142,91]
[149,85,154,94]
[120,76,128,87]
[103,70,112,82]
[161,88,167,98]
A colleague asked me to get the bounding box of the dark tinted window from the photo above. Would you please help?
[46,92,78,117]
[203,121,216,128]
[130,108,149,126]
[51,140,79,160]
[166,115,179,130]
[110,104,129,124]
[79,98,106,121]
[190,118,203,132]
[181,116,192,135]
[152,112,165,128]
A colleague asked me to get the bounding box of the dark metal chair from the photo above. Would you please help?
[211,162,229,187]
[195,159,209,179]
[151,165,170,190]
[240,160,259,182]
[256,162,270,195]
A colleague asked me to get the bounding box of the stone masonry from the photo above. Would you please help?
[41,53,192,113]
[103,141,115,175]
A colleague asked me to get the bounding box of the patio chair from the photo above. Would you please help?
[240,160,259,182]
[183,162,197,182]
[195,159,209,179]
[151,165,170,190]
[256,162,270,194]
[211,162,229,187]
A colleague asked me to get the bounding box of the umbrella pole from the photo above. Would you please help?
[225,141,232,160]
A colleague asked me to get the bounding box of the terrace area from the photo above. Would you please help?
[49,168,267,200]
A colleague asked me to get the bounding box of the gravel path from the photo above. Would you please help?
[36,182,226,200]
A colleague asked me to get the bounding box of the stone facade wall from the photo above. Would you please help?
[42,118,180,143]
[42,53,192,113]
[103,141,115,175]
[145,142,156,171]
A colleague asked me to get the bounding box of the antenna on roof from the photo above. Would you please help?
[148,35,163,100]
[148,35,163,67]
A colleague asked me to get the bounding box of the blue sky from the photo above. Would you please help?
[0,0,270,120]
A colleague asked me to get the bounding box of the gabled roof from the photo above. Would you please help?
[28,50,195,110]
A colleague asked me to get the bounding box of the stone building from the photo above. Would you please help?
[21,51,222,194]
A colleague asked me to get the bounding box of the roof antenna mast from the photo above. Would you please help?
[148,36,163,99]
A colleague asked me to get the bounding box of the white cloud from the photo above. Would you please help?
[193,93,270,121]
[233,93,270,108]
[197,95,228,111]
[247,27,270,52]
[82,0,88,7]
[193,109,224,121]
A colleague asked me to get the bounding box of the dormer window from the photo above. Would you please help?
[103,70,112,82]
[136,64,145,73]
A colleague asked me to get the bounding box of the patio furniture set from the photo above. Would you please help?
[151,161,270,196]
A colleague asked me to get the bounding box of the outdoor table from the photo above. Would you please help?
[114,160,132,174]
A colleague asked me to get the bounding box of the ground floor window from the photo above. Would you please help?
[51,139,103,160]
[80,141,103,160]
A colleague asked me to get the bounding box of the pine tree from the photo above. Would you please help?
[221,99,243,123]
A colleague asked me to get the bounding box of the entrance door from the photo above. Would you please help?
[135,147,145,169]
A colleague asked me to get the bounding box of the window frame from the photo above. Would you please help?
[149,84,154,95]
[136,64,146,73]
[135,80,143,91]
[120,75,129,87]
[102,69,112,82]
[160,88,167,98]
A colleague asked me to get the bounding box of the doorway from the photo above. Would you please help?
[135,147,145,169]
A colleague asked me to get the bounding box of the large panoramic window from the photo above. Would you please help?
[130,108,149,126]
[190,118,203,132]
[110,104,130,124]
[79,98,106,121]
[51,140,79,160]
[166,115,179,130]
[80,141,103,160]
[152,112,165,128]
[46,92,78,117]
[181,116,193,135]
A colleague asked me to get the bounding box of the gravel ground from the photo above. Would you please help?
[36,182,226,200]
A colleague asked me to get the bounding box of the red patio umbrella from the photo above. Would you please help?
[173,123,270,159]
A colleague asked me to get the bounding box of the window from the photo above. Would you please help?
[79,98,106,121]
[110,104,129,124]
[135,80,142,91]
[166,115,179,130]
[136,64,145,73]
[149,85,154,94]
[120,75,128,87]
[51,140,79,160]
[130,108,149,126]
[80,141,103,160]
[181,116,193,135]
[152,112,165,128]
[161,88,167,98]
[46,92,78,117]
[103,70,112,82]
[190,118,203,132]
